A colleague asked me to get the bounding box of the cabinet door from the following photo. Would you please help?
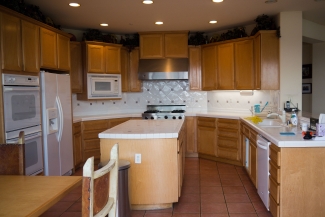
[201,45,217,90]
[109,118,130,128]
[249,140,257,187]
[87,44,105,73]
[105,46,121,74]
[186,117,197,154]
[57,34,70,70]
[217,43,235,90]
[197,126,216,156]
[164,33,188,58]
[73,131,82,168]
[120,48,129,92]
[235,40,254,90]
[0,12,22,71]
[188,46,201,90]
[21,20,39,73]
[129,48,142,92]
[140,34,164,59]
[40,28,57,69]
[70,42,83,93]
[254,35,261,90]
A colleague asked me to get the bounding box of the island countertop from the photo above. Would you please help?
[98,119,184,139]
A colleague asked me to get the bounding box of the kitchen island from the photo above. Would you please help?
[99,119,186,210]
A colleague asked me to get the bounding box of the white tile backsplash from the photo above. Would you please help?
[72,80,279,116]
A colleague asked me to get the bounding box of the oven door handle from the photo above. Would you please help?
[8,132,42,143]
[3,86,40,92]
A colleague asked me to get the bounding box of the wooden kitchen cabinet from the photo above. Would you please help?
[216,119,241,165]
[254,30,279,90]
[197,117,217,157]
[217,43,235,90]
[249,140,257,187]
[201,45,217,90]
[188,46,201,90]
[235,39,254,89]
[73,122,82,169]
[185,117,198,157]
[40,28,70,71]
[109,117,130,128]
[177,122,186,196]
[70,42,83,93]
[121,47,142,92]
[139,31,188,59]
[84,42,122,74]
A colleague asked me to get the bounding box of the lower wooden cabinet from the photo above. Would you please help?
[197,117,217,156]
[249,140,257,187]
[72,122,82,169]
[177,122,186,197]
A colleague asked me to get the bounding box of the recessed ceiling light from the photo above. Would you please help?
[212,0,223,2]
[209,20,217,24]
[69,3,80,7]
[155,21,163,25]
[143,0,153,4]
[100,23,109,26]
[265,0,277,3]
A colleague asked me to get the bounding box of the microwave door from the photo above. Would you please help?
[91,78,116,96]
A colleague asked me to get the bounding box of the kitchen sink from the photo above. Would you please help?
[257,119,284,127]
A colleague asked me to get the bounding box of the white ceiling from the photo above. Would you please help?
[24,0,325,34]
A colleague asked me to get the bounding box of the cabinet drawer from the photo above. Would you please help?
[73,122,81,134]
[217,128,238,138]
[217,119,239,129]
[269,194,280,217]
[269,160,280,183]
[84,149,100,161]
[83,130,104,140]
[197,117,216,127]
[217,136,238,149]
[82,120,109,131]
[269,176,280,203]
[270,144,281,166]
[83,139,100,150]
[241,124,250,137]
[217,147,239,161]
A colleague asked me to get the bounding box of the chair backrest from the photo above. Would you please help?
[82,143,119,217]
[0,131,25,175]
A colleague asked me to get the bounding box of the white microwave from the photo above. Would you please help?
[87,74,122,99]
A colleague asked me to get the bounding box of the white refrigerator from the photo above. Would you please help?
[40,71,73,176]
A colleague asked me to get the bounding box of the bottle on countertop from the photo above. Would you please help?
[291,111,298,126]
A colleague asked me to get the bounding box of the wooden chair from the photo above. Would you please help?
[82,143,119,217]
[0,131,25,175]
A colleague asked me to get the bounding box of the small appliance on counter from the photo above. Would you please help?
[142,105,186,120]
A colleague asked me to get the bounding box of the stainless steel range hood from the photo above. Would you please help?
[138,58,188,80]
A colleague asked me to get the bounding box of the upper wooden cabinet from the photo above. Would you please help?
[201,45,217,90]
[40,27,70,71]
[217,43,235,90]
[84,41,122,74]
[70,42,83,93]
[235,39,255,90]
[254,30,279,90]
[188,46,201,90]
[0,12,39,73]
[139,31,188,59]
[121,47,142,92]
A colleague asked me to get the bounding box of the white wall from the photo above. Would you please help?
[312,42,325,116]
[302,43,312,113]
[276,12,302,112]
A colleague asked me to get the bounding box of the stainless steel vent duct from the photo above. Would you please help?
[138,58,189,80]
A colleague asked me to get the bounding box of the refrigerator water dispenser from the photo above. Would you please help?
[47,108,58,134]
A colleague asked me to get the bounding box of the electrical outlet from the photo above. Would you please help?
[135,154,141,164]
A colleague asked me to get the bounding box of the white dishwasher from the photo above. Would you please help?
[257,135,271,210]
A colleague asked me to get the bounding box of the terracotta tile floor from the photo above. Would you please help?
[40,158,272,217]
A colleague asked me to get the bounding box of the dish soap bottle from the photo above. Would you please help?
[291,111,298,126]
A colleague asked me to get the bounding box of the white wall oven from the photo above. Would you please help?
[2,74,43,176]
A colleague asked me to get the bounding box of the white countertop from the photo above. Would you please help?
[98,119,184,139]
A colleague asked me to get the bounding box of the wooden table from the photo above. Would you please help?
[0,175,82,217]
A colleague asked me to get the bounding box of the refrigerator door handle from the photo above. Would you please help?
[56,96,64,142]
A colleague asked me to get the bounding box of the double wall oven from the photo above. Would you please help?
[2,74,43,176]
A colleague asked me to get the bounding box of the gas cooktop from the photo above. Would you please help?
[142,105,186,120]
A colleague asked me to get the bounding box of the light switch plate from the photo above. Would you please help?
[135,154,141,164]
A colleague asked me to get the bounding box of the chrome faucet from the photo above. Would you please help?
[267,110,286,123]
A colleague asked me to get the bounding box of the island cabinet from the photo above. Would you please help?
[0,12,39,74]
[83,41,122,74]
[70,42,83,93]
[40,28,70,71]
[188,46,201,90]
[139,31,188,59]
[72,122,82,169]
[177,121,186,197]
[185,116,198,157]
[240,121,257,187]
[268,144,325,217]
[120,47,142,92]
